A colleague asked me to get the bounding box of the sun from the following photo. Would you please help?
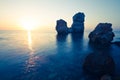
[22,21,35,30]
[21,18,39,31]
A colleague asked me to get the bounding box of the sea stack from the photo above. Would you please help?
[55,19,68,34]
[88,23,115,45]
[71,12,85,33]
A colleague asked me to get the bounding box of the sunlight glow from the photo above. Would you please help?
[21,17,39,30]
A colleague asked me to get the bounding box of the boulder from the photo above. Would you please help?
[88,23,115,45]
[83,52,115,77]
[71,12,85,33]
[56,19,68,34]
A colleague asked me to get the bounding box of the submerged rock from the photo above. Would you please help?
[83,52,115,77]
[88,23,115,45]
[56,19,68,34]
[71,12,85,33]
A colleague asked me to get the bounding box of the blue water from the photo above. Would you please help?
[0,30,120,80]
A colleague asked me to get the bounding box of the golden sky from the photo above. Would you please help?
[0,0,120,30]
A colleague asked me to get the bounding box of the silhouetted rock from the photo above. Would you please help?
[89,23,115,45]
[71,12,85,33]
[83,52,115,77]
[56,19,68,34]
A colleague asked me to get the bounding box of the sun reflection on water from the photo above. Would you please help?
[25,30,36,73]
[28,31,33,52]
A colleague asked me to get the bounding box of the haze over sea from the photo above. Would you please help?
[0,28,120,80]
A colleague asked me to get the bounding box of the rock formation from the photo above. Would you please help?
[55,12,85,34]
[55,19,68,34]
[83,52,115,77]
[88,23,115,45]
[71,12,85,33]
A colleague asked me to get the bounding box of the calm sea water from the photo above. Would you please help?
[0,30,120,80]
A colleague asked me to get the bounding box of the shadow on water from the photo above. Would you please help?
[83,43,115,80]
[71,33,84,53]
[56,33,68,42]
[56,34,68,54]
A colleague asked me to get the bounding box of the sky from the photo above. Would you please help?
[0,0,120,30]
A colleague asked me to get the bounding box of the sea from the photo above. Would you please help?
[0,29,120,80]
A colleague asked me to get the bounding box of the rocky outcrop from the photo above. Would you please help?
[71,12,85,33]
[83,52,115,77]
[55,19,68,34]
[55,12,85,34]
[89,23,115,45]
